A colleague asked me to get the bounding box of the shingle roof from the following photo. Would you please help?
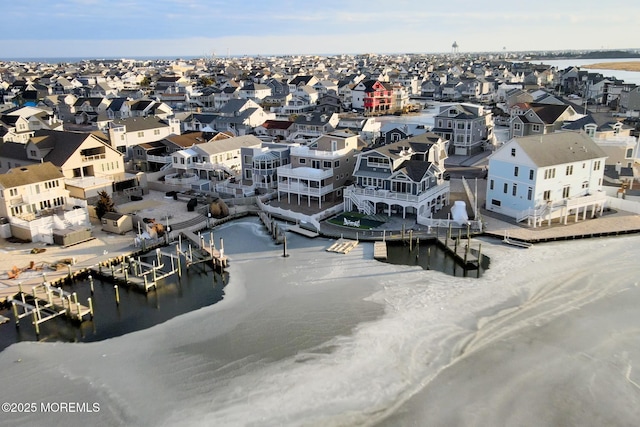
[514,131,607,167]
[0,161,63,189]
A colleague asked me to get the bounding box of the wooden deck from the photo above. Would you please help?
[436,236,480,267]
[326,238,359,254]
[373,241,388,260]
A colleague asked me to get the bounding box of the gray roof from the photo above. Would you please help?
[514,131,607,167]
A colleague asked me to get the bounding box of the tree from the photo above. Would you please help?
[95,190,116,220]
[140,76,152,88]
[199,76,214,87]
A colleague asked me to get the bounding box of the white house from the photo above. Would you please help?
[485,131,608,227]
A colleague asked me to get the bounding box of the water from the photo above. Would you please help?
[383,240,489,277]
[0,246,227,352]
[516,58,640,85]
[1,219,639,426]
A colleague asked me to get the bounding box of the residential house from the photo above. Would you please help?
[106,98,131,120]
[0,106,63,143]
[344,133,450,220]
[0,162,89,243]
[213,98,274,135]
[485,131,607,226]
[238,82,272,101]
[170,135,263,186]
[336,115,380,144]
[130,131,213,172]
[129,99,173,119]
[510,103,580,138]
[351,79,394,114]
[379,123,429,145]
[255,120,295,141]
[240,142,292,192]
[290,112,340,141]
[276,131,359,209]
[107,116,181,157]
[432,103,493,155]
[0,128,130,201]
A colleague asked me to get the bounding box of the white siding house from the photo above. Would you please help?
[485,131,608,227]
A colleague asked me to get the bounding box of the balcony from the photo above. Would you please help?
[278,182,334,197]
[81,153,106,162]
[277,164,334,180]
[345,181,450,205]
[147,154,172,164]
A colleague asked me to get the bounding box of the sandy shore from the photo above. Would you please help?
[581,61,640,71]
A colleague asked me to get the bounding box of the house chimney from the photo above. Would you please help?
[616,161,622,175]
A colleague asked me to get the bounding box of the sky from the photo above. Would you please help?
[0,0,638,59]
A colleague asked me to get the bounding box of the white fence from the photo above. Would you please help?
[606,196,640,214]
[256,198,344,232]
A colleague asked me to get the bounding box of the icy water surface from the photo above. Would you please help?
[0,218,639,426]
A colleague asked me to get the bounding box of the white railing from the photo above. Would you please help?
[345,181,450,205]
[565,191,607,209]
[193,161,236,175]
[277,164,334,180]
[278,182,334,196]
[416,217,483,231]
[147,154,172,164]
[164,174,199,186]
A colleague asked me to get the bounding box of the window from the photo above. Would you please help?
[582,181,589,189]
[544,168,556,179]
[626,148,634,158]
[532,124,541,132]
[490,179,494,190]
[30,150,37,157]
[491,199,501,206]
[527,187,532,200]
[334,160,339,167]
[562,186,570,198]
[503,183,508,193]
[514,123,522,131]
[566,165,573,175]
[299,158,306,164]
[529,170,534,180]
[543,190,551,200]
[511,148,516,157]
[512,184,517,196]
[154,129,160,135]
[514,166,519,177]
[9,188,18,197]
[323,161,332,168]
[137,131,144,137]
[593,161,601,170]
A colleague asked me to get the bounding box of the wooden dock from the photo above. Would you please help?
[257,211,285,243]
[326,238,359,254]
[436,236,480,268]
[287,224,319,238]
[9,282,93,334]
[180,231,228,269]
[373,241,388,260]
[90,248,182,292]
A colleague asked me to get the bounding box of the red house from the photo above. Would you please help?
[352,80,394,114]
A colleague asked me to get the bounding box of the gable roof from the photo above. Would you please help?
[0,161,63,189]
[512,131,607,167]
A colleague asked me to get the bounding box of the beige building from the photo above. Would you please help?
[0,162,89,243]
[277,131,360,209]
[0,130,130,200]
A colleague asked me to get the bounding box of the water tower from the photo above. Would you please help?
[452,41,459,55]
